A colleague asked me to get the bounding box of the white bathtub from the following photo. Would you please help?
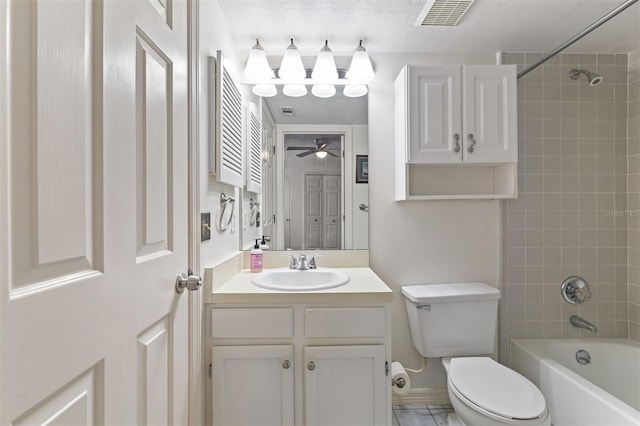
[510,339,640,426]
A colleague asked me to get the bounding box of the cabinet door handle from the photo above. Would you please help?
[453,133,461,153]
[307,361,316,371]
[282,360,290,369]
[467,133,476,153]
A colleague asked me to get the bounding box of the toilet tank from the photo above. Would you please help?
[401,282,501,358]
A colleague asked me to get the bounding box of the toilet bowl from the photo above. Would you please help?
[401,283,550,426]
[443,357,550,426]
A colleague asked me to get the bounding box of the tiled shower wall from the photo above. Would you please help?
[629,48,640,341]
[500,53,631,363]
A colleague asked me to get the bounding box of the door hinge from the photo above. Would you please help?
[273,214,276,223]
[385,361,389,377]
[209,363,212,378]
[272,146,276,155]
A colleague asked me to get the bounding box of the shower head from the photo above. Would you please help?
[569,68,603,86]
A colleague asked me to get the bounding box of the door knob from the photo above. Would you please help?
[308,361,316,371]
[175,272,202,294]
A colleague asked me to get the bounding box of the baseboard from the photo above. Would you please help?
[392,388,450,406]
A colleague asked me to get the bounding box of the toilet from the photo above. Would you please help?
[401,282,550,426]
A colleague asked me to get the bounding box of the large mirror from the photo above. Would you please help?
[251,89,368,251]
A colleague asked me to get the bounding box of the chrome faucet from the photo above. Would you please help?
[570,315,598,333]
[286,254,319,270]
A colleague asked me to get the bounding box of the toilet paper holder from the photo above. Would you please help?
[392,376,407,389]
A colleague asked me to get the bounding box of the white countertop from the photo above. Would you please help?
[207,267,393,304]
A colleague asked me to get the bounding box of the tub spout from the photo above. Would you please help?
[570,315,598,333]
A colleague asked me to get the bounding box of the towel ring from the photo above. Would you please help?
[218,192,235,231]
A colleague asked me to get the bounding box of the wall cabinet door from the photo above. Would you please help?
[304,345,387,426]
[211,345,294,426]
[408,66,462,164]
[462,66,517,163]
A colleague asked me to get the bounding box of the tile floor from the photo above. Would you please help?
[392,404,454,426]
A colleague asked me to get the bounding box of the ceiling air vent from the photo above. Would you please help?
[416,0,475,27]
[280,106,295,116]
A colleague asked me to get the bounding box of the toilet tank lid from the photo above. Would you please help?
[401,282,500,303]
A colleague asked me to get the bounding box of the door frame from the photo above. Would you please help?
[275,125,353,251]
[187,0,203,424]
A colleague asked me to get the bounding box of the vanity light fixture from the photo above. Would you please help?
[244,39,375,98]
[278,38,306,81]
[243,39,273,82]
[347,40,375,83]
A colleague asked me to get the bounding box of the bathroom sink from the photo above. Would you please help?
[251,268,350,291]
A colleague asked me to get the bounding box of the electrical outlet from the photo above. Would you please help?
[201,212,211,242]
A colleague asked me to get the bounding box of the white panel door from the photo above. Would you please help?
[462,65,518,163]
[304,345,387,426]
[211,345,294,426]
[409,66,462,164]
[305,175,323,249]
[0,0,190,424]
[323,175,342,250]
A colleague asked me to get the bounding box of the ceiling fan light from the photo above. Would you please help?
[311,84,336,98]
[311,40,338,81]
[252,84,278,97]
[279,38,306,81]
[315,150,328,159]
[343,84,368,98]
[348,40,375,83]
[283,84,308,97]
[244,39,273,83]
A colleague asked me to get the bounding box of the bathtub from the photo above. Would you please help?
[510,339,640,426]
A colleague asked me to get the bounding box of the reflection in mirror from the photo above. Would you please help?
[255,89,368,251]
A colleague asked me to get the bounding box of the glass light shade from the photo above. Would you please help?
[279,39,306,81]
[282,84,307,97]
[243,39,273,82]
[315,151,328,159]
[311,84,336,98]
[252,84,277,97]
[348,41,375,83]
[343,84,368,98]
[311,41,338,81]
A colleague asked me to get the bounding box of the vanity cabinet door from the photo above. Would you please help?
[211,345,294,426]
[304,345,386,426]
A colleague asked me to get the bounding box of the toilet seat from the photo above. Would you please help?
[448,357,546,421]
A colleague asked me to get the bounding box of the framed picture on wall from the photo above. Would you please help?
[356,155,368,184]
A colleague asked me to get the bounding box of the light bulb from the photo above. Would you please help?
[348,40,375,83]
[311,84,336,98]
[252,84,277,97]
[316,150,328,159]
[243,39,273,83]
[343,84,368,98]
[283,84,307,97]
[279,39,306,81]
[311,40,338,81]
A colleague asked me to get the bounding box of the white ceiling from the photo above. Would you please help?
[217,0,640,56]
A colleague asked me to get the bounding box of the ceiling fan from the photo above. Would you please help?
[286,138,339,158]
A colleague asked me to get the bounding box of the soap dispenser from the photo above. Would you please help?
[250,239,263,273]
[259,235,270,250]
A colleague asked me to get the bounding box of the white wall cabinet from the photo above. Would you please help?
[207,304,391,426]
[395,65,518,200]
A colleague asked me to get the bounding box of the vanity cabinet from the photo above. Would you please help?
[207,304,391,426]
[395,64,518,200]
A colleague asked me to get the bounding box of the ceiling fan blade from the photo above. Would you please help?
[287,147,313,151]
[296,150,316,157]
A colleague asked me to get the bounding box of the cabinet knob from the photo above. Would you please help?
[467,133,476,153]
[282,360,290,369]
[453,133,461,153]
[307,361,316,371]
